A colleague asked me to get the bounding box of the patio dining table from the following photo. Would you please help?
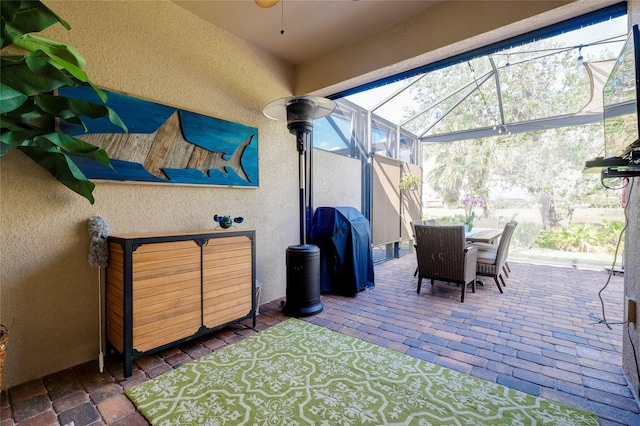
[465,227,502,244]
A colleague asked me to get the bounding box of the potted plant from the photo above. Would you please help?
[399,173,423,191]
[0,0,127,204]
[461,195,484,231]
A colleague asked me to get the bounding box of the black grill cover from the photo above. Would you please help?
[310,207,375,296]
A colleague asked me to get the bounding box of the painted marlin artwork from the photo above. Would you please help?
[58,87,258,187]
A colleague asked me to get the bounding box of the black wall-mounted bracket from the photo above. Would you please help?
[601,167,640,178]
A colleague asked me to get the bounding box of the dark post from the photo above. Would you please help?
[262,96,336,317]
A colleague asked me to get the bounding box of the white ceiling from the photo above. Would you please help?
[172,0,442,65]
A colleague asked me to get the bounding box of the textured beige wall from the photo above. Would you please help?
[0,0,337,389]
[624,0,640,400]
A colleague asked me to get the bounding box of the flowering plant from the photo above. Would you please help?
[461,195,484,226]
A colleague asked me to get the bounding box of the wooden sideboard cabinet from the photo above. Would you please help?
[106,230,256,377]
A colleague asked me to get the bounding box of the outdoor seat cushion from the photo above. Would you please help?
[477,247,497,263]
[474,242,497,250]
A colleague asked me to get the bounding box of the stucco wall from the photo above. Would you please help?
[0,0,357,389]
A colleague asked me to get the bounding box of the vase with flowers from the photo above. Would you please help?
[461,195,484,232]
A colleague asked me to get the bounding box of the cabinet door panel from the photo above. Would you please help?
[202,264,251,278]
[203,293,253,325]
[132,241,201,351]
[134,270,201,295]
[134,310,203,352]
[202,235,252,328]
[203,281,252,304]
[133,289,201,318]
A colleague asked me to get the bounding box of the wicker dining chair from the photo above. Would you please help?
[475,221,518,293]
[414,225,478,303]
[411,220,424,277]
[410,220,423,237]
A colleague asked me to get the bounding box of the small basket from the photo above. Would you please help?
[0,325,8,391]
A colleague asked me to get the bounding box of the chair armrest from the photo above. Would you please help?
[463,244,478,282]
[464,244,478,259]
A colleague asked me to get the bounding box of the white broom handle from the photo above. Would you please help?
[98,268,104,373]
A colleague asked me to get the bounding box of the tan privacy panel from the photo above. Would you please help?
[371,155,401,246]
[401,162,422,241]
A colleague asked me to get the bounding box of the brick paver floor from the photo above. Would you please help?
[2,255,639,425]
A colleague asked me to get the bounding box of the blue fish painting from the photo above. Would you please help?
[58,87,258,187]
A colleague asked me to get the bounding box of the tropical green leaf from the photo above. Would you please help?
[1,1,69,49]
[0,82,27,114]
[47,52,89,83]
[59,116,88,131]
[25,52,76,82]
[106,105,128,132]
[2,97,49,125]
[0,128,37,148]
[0,115,32,132]
[0,0,22,23]
[1,0,127,204]
[36,132,112,168]
[0,127,38,157]
[5,52,106,103]
[0,142,15,157]
[13,34,86,69]
[88,82,108,103]
[35,94,110,120]
[35,94,127,132]
[18,146,96,204]
[2,55,76,95]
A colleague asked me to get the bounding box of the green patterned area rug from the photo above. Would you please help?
[126,318,598,425]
